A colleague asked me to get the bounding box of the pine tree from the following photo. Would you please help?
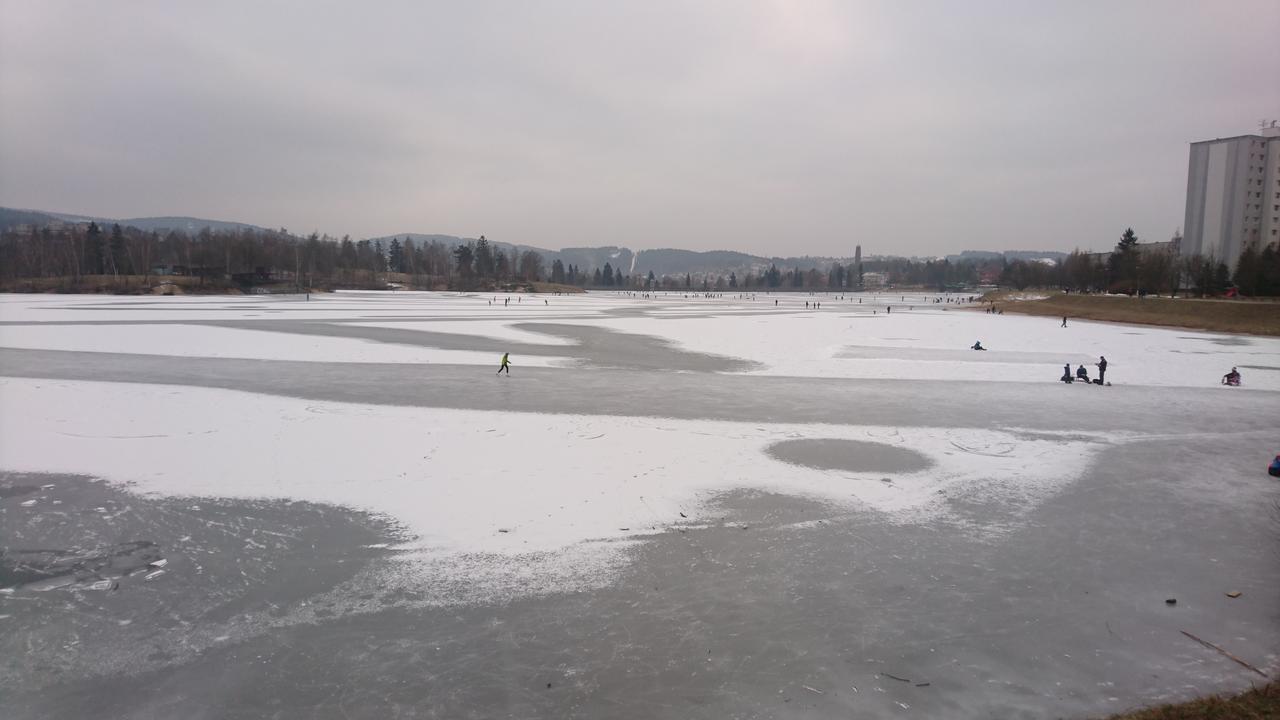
[1259,245,1280,296]
[602,262,613,286]
[109,223,126,276]
[86,222,104,275]
[1108,228,1140,292]
[474,236,495,278]
[1212,262,1231,295]
[453,244,474,279]
[388,238,403,273]
[1233,244,1261,295]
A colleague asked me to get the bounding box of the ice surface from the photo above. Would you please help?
[556,303,1280,389]
[1,378,1105,558]
[1,289,1277,600]
[4,291,1274,388]
[0,323,574,366]
[349,320,580,346]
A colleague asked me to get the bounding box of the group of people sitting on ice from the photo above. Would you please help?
[971,342,1241,388]
[1061,356,1108,385]
[1062,363,1095,384]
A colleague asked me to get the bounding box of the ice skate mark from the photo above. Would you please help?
[56,432,169,439]
[864,428,903,442]
[948,441,1014,457]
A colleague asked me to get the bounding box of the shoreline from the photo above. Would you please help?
[971,292,1280,337]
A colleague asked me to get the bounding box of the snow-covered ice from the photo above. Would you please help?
[568,306,1280,389]
[2,290,1277,596]
[0,378,1106,556]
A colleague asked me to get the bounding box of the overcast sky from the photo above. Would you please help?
[1,1,1277,256]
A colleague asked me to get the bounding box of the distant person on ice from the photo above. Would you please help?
[497,352,511,375]
[1061,364,1073,383]
[1097,356,1107,384]
[1061,316,1068,327]
[1222,367,1241,386]
[971,340,985,351]
[1076,364,1090,382]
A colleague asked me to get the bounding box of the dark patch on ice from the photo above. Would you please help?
[0,484,39,499]
[1238,364,1280,371]
[518,323,760,372]
[766,438,933,474]
[0,472,399,693]
[1176,335,1254,347]
[161,318,764,373]
[1007,429,1102,444]
[0,542,160,591]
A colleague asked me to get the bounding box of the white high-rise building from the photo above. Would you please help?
[1182,124,1280,272]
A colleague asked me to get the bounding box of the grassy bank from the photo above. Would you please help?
[978,292,1280,336]
[1100,681,1277,719]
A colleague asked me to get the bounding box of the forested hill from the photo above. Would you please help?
[0,207,265,235]
[368,233,633,277]
[5,206,869,278]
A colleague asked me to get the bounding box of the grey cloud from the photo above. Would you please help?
[2,0,1277,255]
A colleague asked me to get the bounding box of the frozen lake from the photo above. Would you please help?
[2,290,1278,719]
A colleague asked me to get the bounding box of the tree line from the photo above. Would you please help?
[2,221,1278,295]
[998,229,1280,297]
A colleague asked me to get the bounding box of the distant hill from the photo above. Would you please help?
[632,249,763,276]
[108,216,266,234]
[0,206,267,234]
[554,246,633,274]
[0,207,62,232]
[4,206,1074,278]
[370,232,560,262]
[371,234,634,273]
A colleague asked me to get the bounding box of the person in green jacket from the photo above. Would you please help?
[497,352,511,375]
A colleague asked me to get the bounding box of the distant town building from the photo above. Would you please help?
[1182,123,1280,271]
[1085,236,1179,266]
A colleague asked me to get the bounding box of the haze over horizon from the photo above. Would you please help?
[2,1,1277,257]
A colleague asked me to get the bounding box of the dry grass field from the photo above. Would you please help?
[979,292,1280,336]
[1100,682,1278,719]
